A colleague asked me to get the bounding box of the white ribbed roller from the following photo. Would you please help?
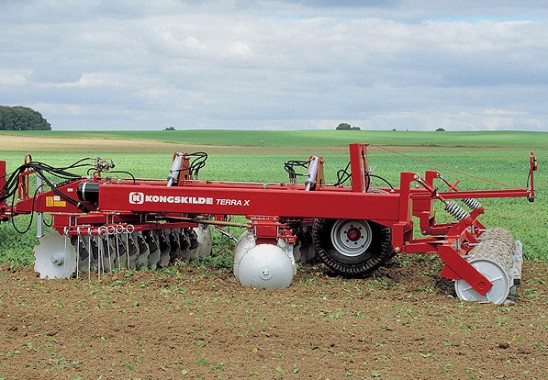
[455,236,515,304]
[454,255,511,304]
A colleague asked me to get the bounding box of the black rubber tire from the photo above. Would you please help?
[312,218,393,276]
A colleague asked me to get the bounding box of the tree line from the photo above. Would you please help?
[336,123,360,130]
[0,106,51,130]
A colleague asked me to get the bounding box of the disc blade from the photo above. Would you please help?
[145,232,161,268]
[157,230,171,267]
[127,233,139,269]
[34,232,77,279]
[135,233,150,267]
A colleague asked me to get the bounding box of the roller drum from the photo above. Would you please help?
[455,237,516,304]
[480,228,515,253]
[470,239,514,271]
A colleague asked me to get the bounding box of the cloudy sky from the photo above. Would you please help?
[1,1,547,131]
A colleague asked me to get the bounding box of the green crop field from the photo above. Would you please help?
[0,130,546,266]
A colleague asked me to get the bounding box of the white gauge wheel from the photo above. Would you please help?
[454,258,511,305]
[330,219,373,257]
[34,232,77,279]
[233,231,256,278]
[237,243,294,289]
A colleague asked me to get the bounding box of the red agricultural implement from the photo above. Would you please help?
[0,143,538,304]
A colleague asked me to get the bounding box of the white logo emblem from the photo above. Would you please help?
[129,192,144,205]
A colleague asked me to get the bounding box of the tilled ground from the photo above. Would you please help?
[0,258,546,380]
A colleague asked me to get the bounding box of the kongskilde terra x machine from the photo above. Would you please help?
[0,143,538,304]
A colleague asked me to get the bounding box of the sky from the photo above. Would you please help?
[1,0,547,131]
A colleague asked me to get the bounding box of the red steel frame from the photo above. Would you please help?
[0,143,537,297]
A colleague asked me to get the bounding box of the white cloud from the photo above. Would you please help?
[0,1,546,130]
[0,69,31,86]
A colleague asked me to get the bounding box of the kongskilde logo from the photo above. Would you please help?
[128,192,249,207]
[129,192,145,205]
[145,195,214,205]
[129,192,214,205]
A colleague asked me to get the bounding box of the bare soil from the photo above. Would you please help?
[0,134,249,154]
[0,258,546,380]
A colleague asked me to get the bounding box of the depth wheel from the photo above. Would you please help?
[313,218,393,276]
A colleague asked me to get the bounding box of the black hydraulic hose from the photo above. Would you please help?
[367,174,395,191]
[334,162,351,186]
[108,171,136,184]
[10,184,44,234]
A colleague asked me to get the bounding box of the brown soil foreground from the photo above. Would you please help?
[0,258,546,380]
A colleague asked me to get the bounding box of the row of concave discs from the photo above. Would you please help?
[33,226,213,279]
[71,226,212,273]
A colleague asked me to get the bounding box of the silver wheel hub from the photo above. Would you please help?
[330,219,372,257]
[51,255,64,265]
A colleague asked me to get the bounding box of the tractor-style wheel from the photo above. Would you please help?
[312,218,393,276]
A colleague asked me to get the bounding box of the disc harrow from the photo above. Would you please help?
[32,225,213,279]
[0,143,538,304]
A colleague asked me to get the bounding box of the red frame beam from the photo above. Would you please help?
[98,184,402,225]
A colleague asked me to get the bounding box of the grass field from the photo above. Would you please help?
[0,130,546,264]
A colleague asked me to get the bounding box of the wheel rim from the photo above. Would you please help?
[330,219,372,257]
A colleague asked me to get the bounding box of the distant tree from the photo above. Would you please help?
[435,128,446,132]
[163,127,176,131]
[336,123,360,130]
[336,123,352,130]
[0,106,51,130]
[336,123,361,131]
